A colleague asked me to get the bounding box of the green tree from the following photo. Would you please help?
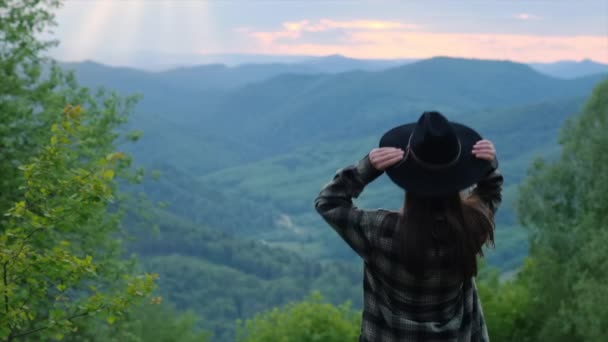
[1,0,61,212]
[64,302,211,342]
[236,292,360,342]
[516,79,608,341]
[0,1,165,340]
[0,106,156,341]
[477,260,537,342]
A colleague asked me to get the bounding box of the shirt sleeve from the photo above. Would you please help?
[314,155,387,259]
[468,158,504,216]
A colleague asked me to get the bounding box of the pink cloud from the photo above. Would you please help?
[307,19,418,31]
[237,19,420,45]
[234,19,608,63]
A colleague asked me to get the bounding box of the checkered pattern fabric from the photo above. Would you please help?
[315,155,503,341]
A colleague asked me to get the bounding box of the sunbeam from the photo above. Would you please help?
[60,0,114,61]
[111,0,146,64]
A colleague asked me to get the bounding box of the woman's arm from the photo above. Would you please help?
[314,149,402,259]
[469,140,503,215]
[469,159,503,215]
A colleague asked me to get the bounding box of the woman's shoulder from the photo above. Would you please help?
[374,209,401,237]
[375,208,401,221]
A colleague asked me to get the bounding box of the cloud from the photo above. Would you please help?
[514,13,541,20]
[307,19,418,31]
[237,19,420,45]
[234,19,607,63]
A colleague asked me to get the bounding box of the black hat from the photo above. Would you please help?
[379,111,493,196]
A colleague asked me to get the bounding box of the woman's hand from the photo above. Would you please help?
[472,139,496,161]
[369,147,405,171]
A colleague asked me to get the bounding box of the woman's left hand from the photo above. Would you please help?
[369,147,405,171]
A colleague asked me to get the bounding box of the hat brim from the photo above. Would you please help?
[379,122,493,196]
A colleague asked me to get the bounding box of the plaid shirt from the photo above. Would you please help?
[315,156,503,342]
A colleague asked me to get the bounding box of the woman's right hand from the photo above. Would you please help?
[472,139,496,161]
[369,147,405,171]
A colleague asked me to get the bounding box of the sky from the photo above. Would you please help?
[48,0,608,67]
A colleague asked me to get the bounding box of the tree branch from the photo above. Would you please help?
[3,261,9,315]
[12,227,45,259]
[6,325,47,341]
[3,261,13,342]
[9,305,104,340]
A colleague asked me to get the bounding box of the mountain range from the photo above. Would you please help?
[64,53,607,79]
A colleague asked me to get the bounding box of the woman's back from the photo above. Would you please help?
[370,211,468,321]
[314,111,503,341]
[357,210,489,341]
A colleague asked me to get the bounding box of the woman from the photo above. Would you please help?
[315,111,503,342]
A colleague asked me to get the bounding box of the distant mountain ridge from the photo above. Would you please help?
[529,59,608,79]
[61,55,414,91]
[61,54,607,81]
[61,56,607,96]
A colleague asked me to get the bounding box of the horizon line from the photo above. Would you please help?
[191,52,606,64]
[53,53,608,69]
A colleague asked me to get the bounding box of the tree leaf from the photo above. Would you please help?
[102,169,115,180]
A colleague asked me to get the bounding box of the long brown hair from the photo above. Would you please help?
[396,191,494,278]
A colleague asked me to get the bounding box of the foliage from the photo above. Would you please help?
[515,78,608,341]
[0,1,176,340]
[63,302,211,342]
[0,106,156,341]
[137,162,281,237]
[130,211,322,280]
[128,202,361,341]
[1,0,60,213]
[236,292,360,342]
[477,260,537,342]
